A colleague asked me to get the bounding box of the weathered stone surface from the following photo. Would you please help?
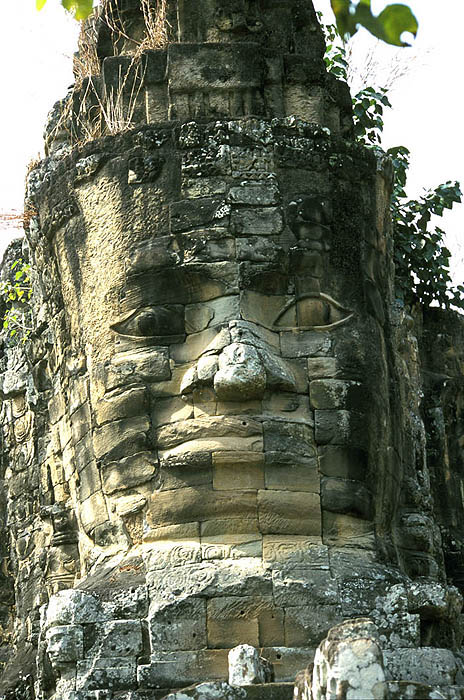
[312,619,387,700]
[258,490,321,536]
[2,2,464,698]
[384,648,458,686]
[228,645,272,686]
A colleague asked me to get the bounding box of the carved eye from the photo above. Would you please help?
[111,306,184,338]
[273,293,353,331]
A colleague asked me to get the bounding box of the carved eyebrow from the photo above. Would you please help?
[273,292,354,331]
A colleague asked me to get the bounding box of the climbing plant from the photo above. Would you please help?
[389,148,464,310]
[322,20,463,312]
[0,259,33,342]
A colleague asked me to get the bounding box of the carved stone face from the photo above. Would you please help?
[46,624,83,672]
[49,120,389,560]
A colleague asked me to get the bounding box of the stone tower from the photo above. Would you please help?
[0,1,463,698]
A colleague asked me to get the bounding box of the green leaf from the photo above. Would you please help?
[331,0,418,46]
[377,4,418,46]
[331,0,357,40]
[61,0,93,20]
[36,0,47,9]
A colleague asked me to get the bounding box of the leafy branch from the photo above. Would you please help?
[36,0,93,21]
[323,19,463,312]
[331,0,418,47]
[0,260,33,343]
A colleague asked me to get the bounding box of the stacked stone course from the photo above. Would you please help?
[0,1,463,698]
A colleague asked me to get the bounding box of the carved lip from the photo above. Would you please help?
[155,415,314,462]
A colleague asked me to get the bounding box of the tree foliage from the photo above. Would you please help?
[36,0,93,21]
[331,0,418,46]
[0,259,33,342]
[323,20,463,312]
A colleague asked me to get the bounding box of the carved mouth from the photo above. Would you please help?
[155,415,263,452]
[155,414,314,464]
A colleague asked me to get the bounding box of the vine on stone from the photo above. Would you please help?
[322,20,464,312]
[0,259,33,343]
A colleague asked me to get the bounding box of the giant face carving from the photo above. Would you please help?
[47,120,391,574]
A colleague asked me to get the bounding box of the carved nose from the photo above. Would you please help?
[214,343,266,401]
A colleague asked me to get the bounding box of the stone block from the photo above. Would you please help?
[200,518,260,539]
[213,451,264,490]
[150,599,207,651]
[146,487,257,528]
[318,445,368,481]
[263,421,315,456]
[263,536,328,569]
[104,348,171,390]
[182,176,228,198]
[307,357,339,379]
[258,490,321,536]
[157,462,212,492]
[45,590,105,627]
[310,379,364,410]
[156,416,262,450]
[259,608,285,647]
[227,183,280,206]
[69,376,90,415]
[79,492,109,531]
[231,207,283,236]
[171,326,231,364]
[160,682,294,700]
[93,417,150,462]
[264,453,319,493]
[159,435,263,464]
[144,539,202,571]
[321,477,373,520]
[228,644,270,685]
[144,521,201,543]
[387,681,464,699]
[262,393,311,421]
[58,416,73,450]
[102,451,157,494]
[75,658,136,691]
[314,410,365,447]
[236,237,283,264]
[284,605,342,647]
[170,198,229,233]
[383,648,457,686]
[75,434,95,472]
[208,615,259,649]
[262,648,316,683]
[272,568,339,608]
[78,462,102,501]
[280,331,332,359]
[95,386,148,426]
[180,232,236,265]
[312,619,387,700]
[185,296,240,334]
[48,392,66,424]
[88,620,143,658]
[152,396,194,426]
[138,649,229,688]
[207,595,284,647]
[322,511,375,549]
[168,43,264,92]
